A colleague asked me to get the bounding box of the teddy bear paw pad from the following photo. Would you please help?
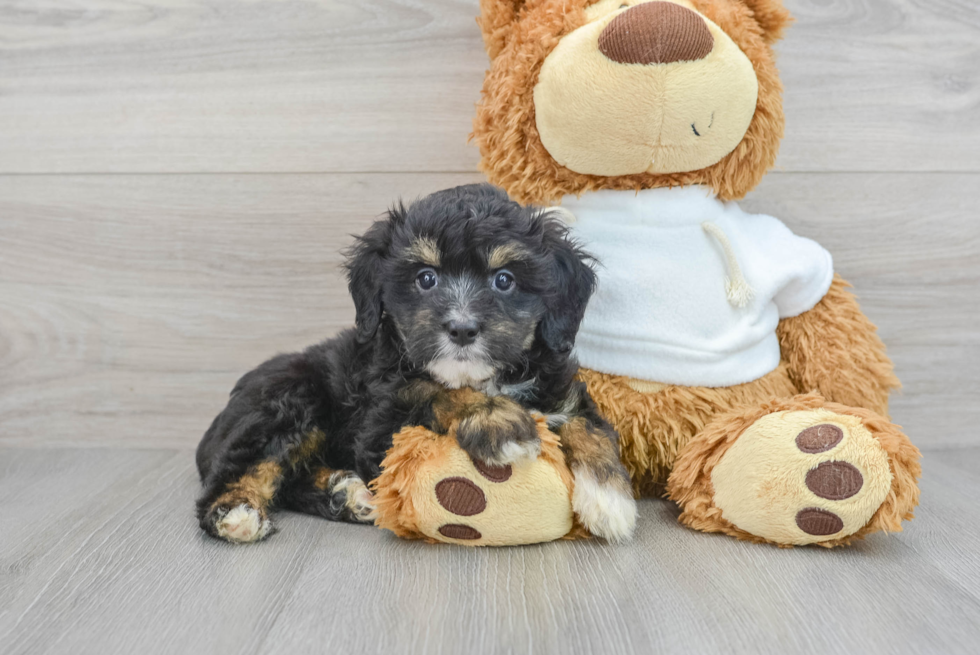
[710,410,893,545]
[438,524,482,540]
[435,477,487,516]
[472,460,512,482]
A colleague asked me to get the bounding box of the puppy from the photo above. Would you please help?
[195,184,637,544]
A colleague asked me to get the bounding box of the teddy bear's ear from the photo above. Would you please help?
[740,0,793,44]
[478,0,525,59]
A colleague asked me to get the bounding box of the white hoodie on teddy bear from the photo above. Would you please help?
[563,185,834,388]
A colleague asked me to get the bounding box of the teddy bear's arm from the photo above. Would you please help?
[776,274,899,416]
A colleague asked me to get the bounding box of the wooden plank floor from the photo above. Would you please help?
[0,446,978,655]
[2,0,980,653]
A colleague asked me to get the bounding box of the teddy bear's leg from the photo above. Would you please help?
[577,364,800,497]
[667,394,921,547]
[278,466,376,524]
[777,274,900,416]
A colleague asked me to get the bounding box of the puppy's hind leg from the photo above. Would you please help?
[279,467,377,525]
[200,460,283,544]
[198,426,335,542]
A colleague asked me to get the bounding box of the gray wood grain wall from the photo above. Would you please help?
[1,0,978,450]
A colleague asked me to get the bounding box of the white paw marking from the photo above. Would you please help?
[494,439,541,466]
[333,474,377,523]
[215,504,272,544]
[572,468,637,543]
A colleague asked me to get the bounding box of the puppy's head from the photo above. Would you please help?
[345,183,596,388]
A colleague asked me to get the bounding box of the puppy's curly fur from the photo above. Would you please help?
[195,184,635,543]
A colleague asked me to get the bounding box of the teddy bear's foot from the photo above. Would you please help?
[373,422,581,545]
[667,394,921,547]
[571,468,637,543]
[710,411,891,544]
[206,503,274,544]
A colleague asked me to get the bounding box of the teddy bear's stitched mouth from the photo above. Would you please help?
[692,111,716,137]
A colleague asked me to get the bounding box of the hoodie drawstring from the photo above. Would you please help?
[702,222,755,308]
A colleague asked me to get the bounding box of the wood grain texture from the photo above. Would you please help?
[0,172,482,448]
[0,446,978,655]
[1,172,977,449]
[0,0,978,173]
[0,0,486,174]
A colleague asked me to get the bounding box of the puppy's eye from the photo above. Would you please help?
[416,268,438,291]
[492,270,515,292]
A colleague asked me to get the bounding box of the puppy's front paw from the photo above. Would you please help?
[572,468,637,543]
[209,503,274,544]
[456,397,540,466]
[330,472,377,524]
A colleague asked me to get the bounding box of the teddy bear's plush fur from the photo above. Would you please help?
[463,0,920,547]
[473,0,790,204]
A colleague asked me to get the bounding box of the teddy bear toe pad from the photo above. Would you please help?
[711,410,892,545]
[413,444,573,546]
[434,477,487,516]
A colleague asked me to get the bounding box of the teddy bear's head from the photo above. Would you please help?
[473,0,791,204]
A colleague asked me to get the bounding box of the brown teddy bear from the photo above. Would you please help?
[373,0,921,547]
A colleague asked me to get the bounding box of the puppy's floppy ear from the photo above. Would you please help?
[538,212,597,354]
[345,206,401,344]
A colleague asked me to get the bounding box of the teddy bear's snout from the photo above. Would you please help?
[599,1,714,65]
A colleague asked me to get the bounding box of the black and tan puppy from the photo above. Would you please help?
[195,184,637,544]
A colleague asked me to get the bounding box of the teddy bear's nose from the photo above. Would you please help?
[599,1,714,65]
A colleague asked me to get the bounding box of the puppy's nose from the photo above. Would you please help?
[445,319,480,347]
[599,2,714,65]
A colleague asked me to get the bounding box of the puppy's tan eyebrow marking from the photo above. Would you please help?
[488,243,530,269]
[406,237,441,267]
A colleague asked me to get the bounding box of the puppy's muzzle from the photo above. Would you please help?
[445,319,481,347]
